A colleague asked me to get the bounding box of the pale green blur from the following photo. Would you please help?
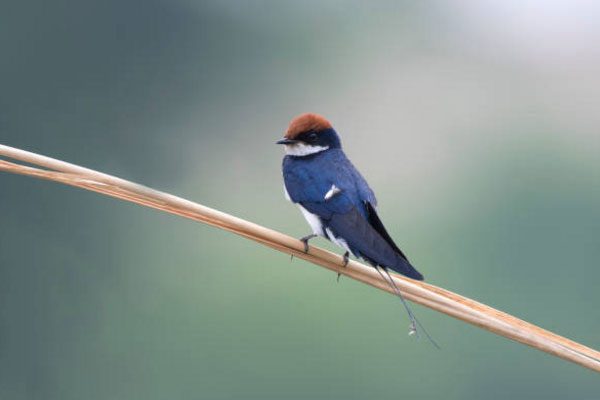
[1,1,599,399]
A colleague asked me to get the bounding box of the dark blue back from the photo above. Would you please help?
[282,148,376,219]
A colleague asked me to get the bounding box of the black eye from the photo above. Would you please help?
[307,133,318,142]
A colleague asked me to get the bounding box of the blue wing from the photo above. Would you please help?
[283,150,374,217]
[283,150,423,280]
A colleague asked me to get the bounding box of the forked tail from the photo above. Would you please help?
[376,266,440,349]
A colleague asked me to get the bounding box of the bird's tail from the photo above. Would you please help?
[376,266,440,349]
[389,255,424,280]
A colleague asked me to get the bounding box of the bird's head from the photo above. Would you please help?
[276,113,341,157]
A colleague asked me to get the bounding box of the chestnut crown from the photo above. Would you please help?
[276,113,341,153]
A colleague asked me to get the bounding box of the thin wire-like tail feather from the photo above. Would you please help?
[378,266,440,349]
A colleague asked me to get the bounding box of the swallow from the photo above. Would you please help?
[278,113,436,343]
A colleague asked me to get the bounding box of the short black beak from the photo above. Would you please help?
[276,138,298,145]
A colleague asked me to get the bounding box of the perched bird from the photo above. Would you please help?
[277,113,432,341]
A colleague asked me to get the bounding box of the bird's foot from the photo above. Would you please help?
[291,234,317,261]
[337,251,350,282]
[299,234,317,253]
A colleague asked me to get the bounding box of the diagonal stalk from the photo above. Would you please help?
[1,144,599,372]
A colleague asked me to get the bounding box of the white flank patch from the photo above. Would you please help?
[298,205,324,236]
[283,184,291,201]
[325,227,352,254]
[324,184,341,200]
[284,143,329,157]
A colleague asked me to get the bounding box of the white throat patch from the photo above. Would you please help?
[284,143,329,157]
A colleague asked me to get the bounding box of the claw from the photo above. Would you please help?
[337,251,350,283]
[299,234,317,253]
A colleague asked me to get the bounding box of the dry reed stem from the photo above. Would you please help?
[0,144,599,373]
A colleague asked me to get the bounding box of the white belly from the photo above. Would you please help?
[298,205,325,237]
[284,183,327,237]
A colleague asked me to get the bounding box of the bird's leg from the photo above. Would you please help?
[336,251,350,282]
[291,234,318,261]
[299,234,317,253]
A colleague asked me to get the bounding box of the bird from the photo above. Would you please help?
[277,113,434,342]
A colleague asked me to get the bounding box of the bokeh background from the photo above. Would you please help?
[1,1,599,398]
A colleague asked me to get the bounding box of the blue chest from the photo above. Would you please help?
[282,149,375,220]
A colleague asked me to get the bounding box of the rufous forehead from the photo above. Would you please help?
[285,113,333,139]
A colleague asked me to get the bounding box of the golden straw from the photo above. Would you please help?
[0,144,598,372]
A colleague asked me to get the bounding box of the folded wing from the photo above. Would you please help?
[283,151,423,280]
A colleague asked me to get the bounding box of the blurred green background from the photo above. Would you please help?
[1,1,599,399]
